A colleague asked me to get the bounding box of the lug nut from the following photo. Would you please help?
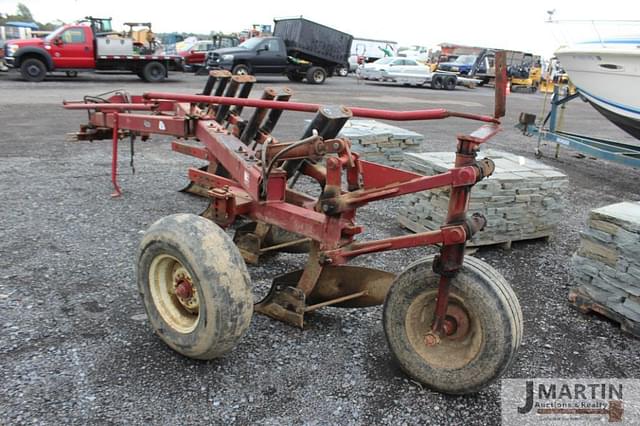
[424,332,441,346]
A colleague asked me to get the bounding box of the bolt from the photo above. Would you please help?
[333,142,340,150]
[424,332,441,346]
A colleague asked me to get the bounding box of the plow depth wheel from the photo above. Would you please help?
[383,255,522,394]
[137,213,253,359]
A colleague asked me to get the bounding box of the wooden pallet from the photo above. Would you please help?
[569,287,640,338]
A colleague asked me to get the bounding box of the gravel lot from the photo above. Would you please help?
[1,70,639,425]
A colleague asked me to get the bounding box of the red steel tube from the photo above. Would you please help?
[63,103,157,111]
[142,92,499,124]
[111,113,122,197]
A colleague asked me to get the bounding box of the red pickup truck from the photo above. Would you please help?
[4,18,183,82]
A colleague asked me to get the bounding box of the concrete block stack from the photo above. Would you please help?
[570,201,640,335]
[398,149,568,247]
[338,120,424,165]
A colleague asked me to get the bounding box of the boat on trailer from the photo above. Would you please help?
[555,36,640,140]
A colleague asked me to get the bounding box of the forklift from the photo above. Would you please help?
[508,53,542,93]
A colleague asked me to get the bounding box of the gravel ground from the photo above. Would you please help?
[1,71,639,425]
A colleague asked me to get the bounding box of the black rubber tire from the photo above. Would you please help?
[430,74,444,90]
[287,72,304,82]
[65,71,78,77]
[20,58,47,82]
[444,76,457,91]
[383,255,522,395]
[336,65,348,77]
[142,61,167,82]
[306,66,326,84]
[137,213,253,360]
[232,64,251,75]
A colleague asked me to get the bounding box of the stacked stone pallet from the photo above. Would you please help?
[570,201,640,336]
[398,149,568,247]
[338,120,424,165]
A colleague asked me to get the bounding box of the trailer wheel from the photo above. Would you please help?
[142,61,167,82]
[20,58,47,82]
[306,66,326,84]
[430,74,444,90]
[137,213,253,360]
[383,255,522,394]
[232,64,251,75]
[444,76,457,90]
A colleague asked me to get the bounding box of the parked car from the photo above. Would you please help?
[180,40,214,71]
[358,56,421,81]
[182,35,239,72]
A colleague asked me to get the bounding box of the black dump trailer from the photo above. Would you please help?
[274,18,353,82]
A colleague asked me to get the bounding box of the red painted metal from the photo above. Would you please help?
[431,275,452,335]
[175,279,193,299]
[63,103,158,111]
[111,113,122,197]
[172,142,210,160]
[141,92,500,124]
[64,65,507,332]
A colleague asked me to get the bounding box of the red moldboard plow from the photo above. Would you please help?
[63,53,523,395]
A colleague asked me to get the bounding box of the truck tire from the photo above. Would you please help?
[232,64,251,75]
[430,74,444,90]
[142,61,167,82]
[20,58,47,82]
[444,75,457,90]
[287,72,304,82]
[336,65,348,77]
[306,66,326,84]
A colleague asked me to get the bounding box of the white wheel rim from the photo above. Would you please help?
[148,254,200,333]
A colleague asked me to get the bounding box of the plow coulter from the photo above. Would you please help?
[63,53,523,394]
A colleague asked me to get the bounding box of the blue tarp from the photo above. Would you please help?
[4,21,39,29]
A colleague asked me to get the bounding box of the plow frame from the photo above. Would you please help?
[63,52,508,341]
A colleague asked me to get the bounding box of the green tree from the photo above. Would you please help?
[16,3,34,21]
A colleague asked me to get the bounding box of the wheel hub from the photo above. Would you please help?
[148,254,200,333]
[175,279,192,299]
[405,291,482,369]
[424,304,470,346]
[172,268,199,313]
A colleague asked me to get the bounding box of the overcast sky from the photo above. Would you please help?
[1,0,638,56]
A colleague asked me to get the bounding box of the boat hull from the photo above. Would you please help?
[556,43,640,140]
